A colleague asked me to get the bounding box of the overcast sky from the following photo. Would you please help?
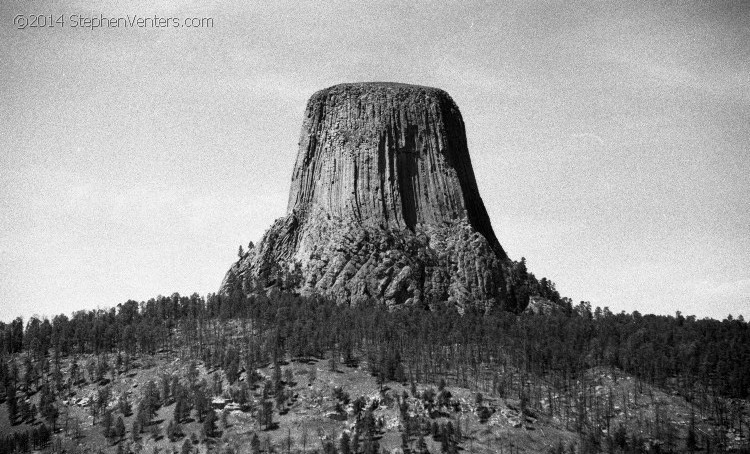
[1,0,748,322]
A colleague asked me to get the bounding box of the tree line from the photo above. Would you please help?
[1,275,748,452]
[2,286,748,402]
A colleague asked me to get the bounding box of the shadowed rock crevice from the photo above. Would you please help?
[221,82,517,311]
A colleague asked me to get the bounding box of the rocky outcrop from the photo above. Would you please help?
[523,296,560,315]
[221,82,519,312]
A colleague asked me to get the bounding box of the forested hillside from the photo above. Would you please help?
[1,288,748,453]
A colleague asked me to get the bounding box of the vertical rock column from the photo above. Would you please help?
[222,82,513,311]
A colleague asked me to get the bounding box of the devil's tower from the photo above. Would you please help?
[221,82,519,312]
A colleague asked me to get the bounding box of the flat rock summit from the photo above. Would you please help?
[221,82,524,312]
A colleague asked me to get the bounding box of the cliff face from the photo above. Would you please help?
[221,82,515,311]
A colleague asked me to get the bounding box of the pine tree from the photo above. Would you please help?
[131,420,141,441]
[101,410,114,441]
[340,432,351,454]
[272,362,282,395]
[351,431,361,454]
[203,408,217,438]
[39,384,59,429]
[329,348,338,372]
[193,385,208,422]
[221,408,229,428]
[6,384,17,425]
[416,434,427,454]
[611,424,627,451]
[250,433,261,454]
[260,400,273,430]
[160,373,171,405]
[181,439,191,454]
[119,393,133,416]
[167,419,176,441]
[400,432,410,454]
[115,416,126,442]
[38,423,51,449]
[174,392,187,423]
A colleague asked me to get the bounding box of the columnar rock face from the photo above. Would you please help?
[221,82,516,311]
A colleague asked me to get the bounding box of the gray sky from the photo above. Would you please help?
[1,0,748,322]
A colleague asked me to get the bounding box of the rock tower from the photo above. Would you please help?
[221,82,518,311]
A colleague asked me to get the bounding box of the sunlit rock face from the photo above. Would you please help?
[221,82,515,311]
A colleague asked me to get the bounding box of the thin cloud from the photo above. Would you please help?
[570,132,606,147]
